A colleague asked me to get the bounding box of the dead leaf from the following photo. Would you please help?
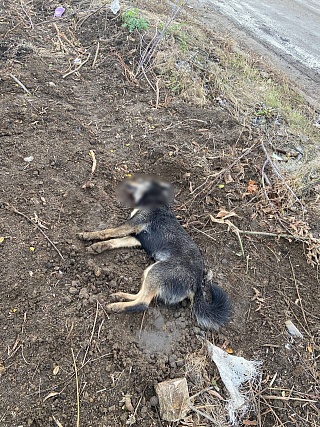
[0,237,5,244]
[43,391,60,402]
[247,179,258,194]
[53,366,60,376]
[216,210,239,219]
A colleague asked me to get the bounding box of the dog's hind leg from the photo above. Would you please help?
[107,263,159,313]
[86,236,141,254]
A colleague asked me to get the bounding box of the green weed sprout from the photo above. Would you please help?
[122,9,149,33]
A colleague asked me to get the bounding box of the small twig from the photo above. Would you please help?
[52,415,64,427]
[155,78,161,108]
[53,23,78,50]
[53,22,67,52]
[235,227,245,257]
[89,150,97,174]
[75,5,106,29]
[261,396,285,427]
[82,301,99,366]
[135,1,185,76]
[71,348,80,427]
[133,394,144,417]
[288,256,310,334]
[188,403,217,423]
[138,311,146,340]
[9,73,31,95]
[261,140,305,212]
[192,227,217,242]
[92,41,100,68]
[163,118,208,131]
[209,215,320,264]
[109,49,137,83]
[27,352,112,399]
[262,395,317,403]
[19,0,34,29]
[63,54,91,79]
[188,141,258,205]
[4,202,64,260]
[141,67,156,92]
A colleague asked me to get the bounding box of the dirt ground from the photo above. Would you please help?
[0,2,319,427]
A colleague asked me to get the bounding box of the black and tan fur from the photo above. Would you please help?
[78,177,231,330]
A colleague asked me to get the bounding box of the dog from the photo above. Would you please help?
[78,176,231,330]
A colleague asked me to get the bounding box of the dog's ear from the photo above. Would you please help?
[159,181,174,204]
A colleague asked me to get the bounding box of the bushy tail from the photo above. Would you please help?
[193,281,231,330]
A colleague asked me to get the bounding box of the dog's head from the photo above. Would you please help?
[117,176,174,208]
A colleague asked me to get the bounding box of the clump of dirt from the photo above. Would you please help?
[0,2,319,427]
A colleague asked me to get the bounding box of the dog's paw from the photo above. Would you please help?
[106,302,124,313]
[86,242,106,254]
[77,232,92,241]
[110,292,137,301]
[109,292,122,301]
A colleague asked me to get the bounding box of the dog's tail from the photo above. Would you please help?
[193,281,231,330]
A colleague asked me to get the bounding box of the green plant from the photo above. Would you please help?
[122,9,149,33]
[158,21,189,50]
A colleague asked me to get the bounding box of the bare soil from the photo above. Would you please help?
[0,2,319,426]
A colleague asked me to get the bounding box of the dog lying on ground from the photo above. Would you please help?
[78,177,231,330]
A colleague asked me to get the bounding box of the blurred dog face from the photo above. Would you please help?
[117,176,173,208]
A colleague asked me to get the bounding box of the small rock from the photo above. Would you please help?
[79,287,89,299]
[169,354,177,368]
[69,287,79,295]
[150,395,158,407]
[155,377,189,422]
[89,294,98,303]
[176,360,184,368]
[71,280,80,287]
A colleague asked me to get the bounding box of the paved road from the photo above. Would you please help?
[188,0,320,105]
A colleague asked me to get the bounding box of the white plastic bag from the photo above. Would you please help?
[207,342,262,425]
[110,0,120,14]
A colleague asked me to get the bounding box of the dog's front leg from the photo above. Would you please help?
[78,222,144,241]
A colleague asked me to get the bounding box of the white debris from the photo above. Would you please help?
[110,0,120,14]
[285,320,303,339]
[24,156,34,162]
[207,342,262,425]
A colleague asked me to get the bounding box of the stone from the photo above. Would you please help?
[155,377,189,421]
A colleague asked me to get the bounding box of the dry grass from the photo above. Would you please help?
[133,0,319,194]
[184,349,229,427]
